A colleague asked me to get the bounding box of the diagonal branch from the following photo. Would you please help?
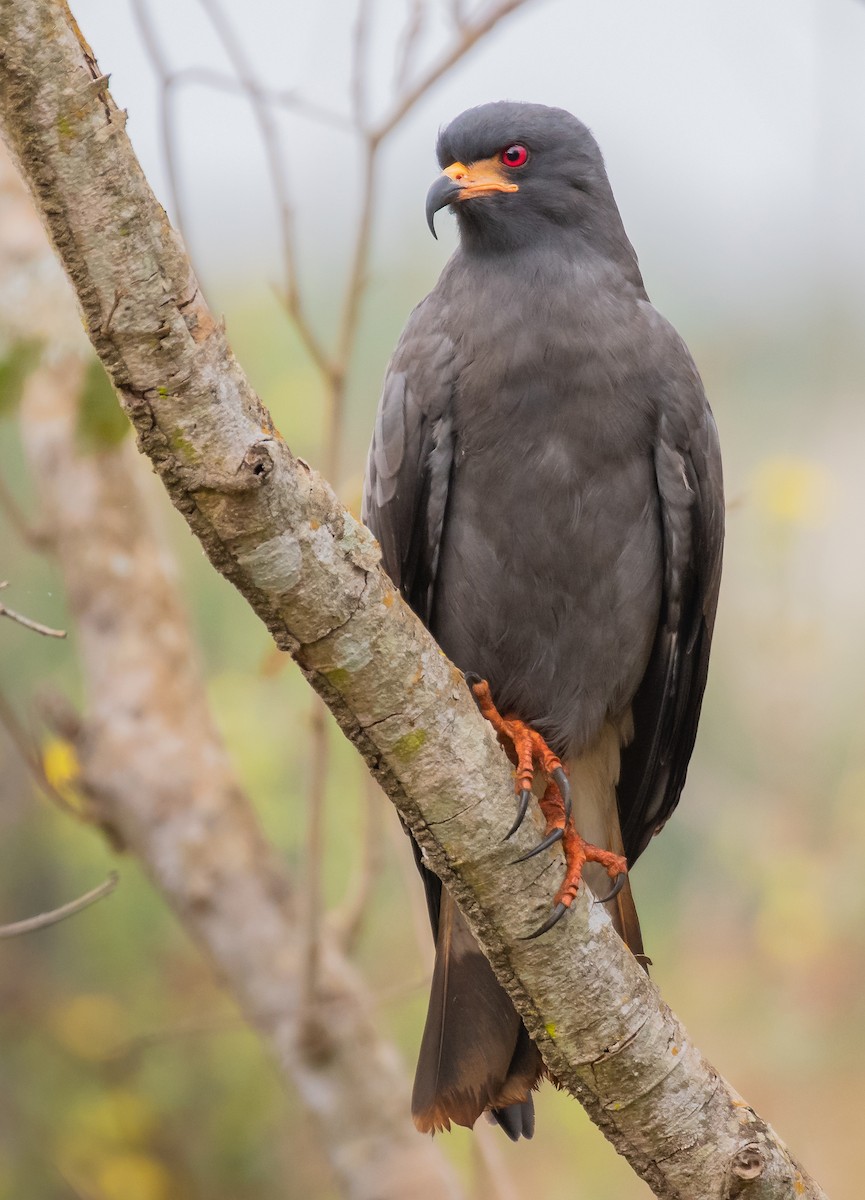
[0,5,826,1198]
[0,133,463,1200]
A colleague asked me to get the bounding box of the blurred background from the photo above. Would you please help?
[1,0,864,1197]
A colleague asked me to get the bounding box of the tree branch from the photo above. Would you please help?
[370,0,536,143]
[0,137,463,1200]
[0,4,826,1197]
[0,872,118,938]
[0,581,67,637]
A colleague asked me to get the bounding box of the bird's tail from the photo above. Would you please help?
[568,721,645,961]
[411,889,543,1138]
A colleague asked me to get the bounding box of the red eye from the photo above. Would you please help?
[501,144,528,168]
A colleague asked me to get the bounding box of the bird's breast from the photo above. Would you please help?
[431,268,662,755]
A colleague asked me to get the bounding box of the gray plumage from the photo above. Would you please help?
[363,101,723,1139]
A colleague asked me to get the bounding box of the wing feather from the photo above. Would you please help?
[618,376,724,864]
[362,302,456,623]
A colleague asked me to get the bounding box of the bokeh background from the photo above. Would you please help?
[2,1,865,1197]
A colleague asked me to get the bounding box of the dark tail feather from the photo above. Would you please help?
[489,1096,535,1141]
[412,890,543,1135]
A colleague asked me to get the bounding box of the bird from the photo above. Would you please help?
[362,101,724,1142]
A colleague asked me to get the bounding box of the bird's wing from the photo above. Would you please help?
[361,299,457,625]
[618,344,724,864]
[362,300,457,936]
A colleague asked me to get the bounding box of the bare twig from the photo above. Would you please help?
[0,872,118,939]
[395,0,427,92]
[372,0,536,143]
[129,0,190,249]
[449,0,469,30]
[332,0,536,479]
[327,138,376,482]
[169,67,352,131]
[194,0,332,377]
[0,581,66,638]
[350,0,373,128]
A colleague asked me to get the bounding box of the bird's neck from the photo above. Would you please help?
[456,211,644,292]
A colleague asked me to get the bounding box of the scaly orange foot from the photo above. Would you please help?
[467,674,628,938]
[467,675,571,837]
[525,776,628,939]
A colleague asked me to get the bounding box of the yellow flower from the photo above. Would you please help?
[43,736,79,790]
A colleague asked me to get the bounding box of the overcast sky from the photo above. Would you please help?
[73,0,865,324]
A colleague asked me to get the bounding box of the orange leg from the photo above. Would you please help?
[527,777,628,938]
[469,675,628,938]
[469,676,570,835]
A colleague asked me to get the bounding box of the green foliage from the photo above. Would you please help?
[76,359,129,451]
[0,338,42,416]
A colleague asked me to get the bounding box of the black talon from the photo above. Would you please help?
[595,872,627,904]
[504,789,532,841]
[523,902,569,940]
[464,671,483,692]
[551,766,571,821]
[510,826,564,864]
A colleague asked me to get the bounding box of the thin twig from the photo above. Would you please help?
[395,0,427,92]
[350,0,373,128]
[329,0,536,481]
[129,0,190,245]
[195,0,332,378]
[0,872,118,939]
[450,0,469,29]
[169,67,352,131]
[0,582,66,638]
[327,138,377,483]
[372,0,536,143]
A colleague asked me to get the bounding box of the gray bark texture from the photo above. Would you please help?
[0,3,827,1197]
[0,138,464,1200]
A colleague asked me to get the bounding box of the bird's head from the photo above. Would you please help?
[426,101,634,265]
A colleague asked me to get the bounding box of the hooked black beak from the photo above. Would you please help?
[425,175,463,239]
[424,159,520,239]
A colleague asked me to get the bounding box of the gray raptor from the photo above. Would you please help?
[362,101,724,1142]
